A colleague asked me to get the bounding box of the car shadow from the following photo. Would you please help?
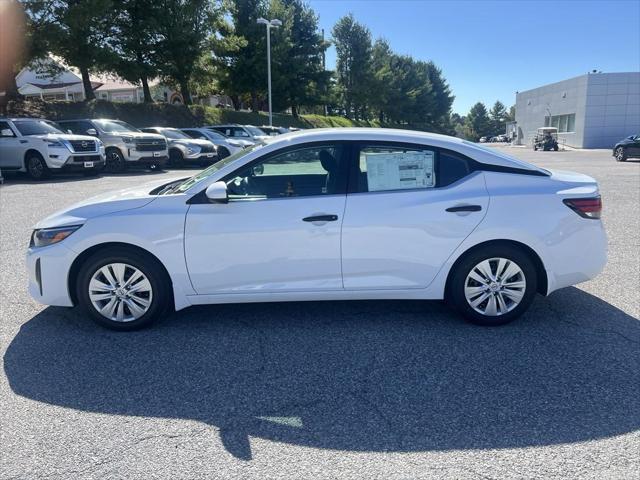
[4,288,639,460]
[0,168,167,186]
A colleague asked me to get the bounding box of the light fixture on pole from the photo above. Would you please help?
[257,17,281,126]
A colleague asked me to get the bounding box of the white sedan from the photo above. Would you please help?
[26,129,607,330]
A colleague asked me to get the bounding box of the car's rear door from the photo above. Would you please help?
[341,143,489,290]
[184,142,349,294]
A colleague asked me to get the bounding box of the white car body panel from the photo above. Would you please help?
[26,129,607,315]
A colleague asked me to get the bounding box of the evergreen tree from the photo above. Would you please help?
[463,102,490,140]
[489,100,508,136]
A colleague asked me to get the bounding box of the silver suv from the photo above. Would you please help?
[58,119,168,172]
[0,117,106,180]
[140,127,218,166]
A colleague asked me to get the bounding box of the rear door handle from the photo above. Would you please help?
[302,214,338,222]
[445,205,482,213]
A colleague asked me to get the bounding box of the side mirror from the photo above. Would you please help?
[86,128,98,136]
[252,164,264,176]
[205,181,228,203]
[0,128,14,137]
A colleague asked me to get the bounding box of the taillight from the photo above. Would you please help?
[563,196,602,219]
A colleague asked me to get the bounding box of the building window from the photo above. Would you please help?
[543,113,576,133]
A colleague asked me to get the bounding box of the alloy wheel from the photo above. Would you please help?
[464,257,526,316]
[615,147,625,161]
[88,263,153,322]
[28,156,45,178]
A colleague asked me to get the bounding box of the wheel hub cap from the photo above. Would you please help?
[464,257,526,317]
[88,263,153,323]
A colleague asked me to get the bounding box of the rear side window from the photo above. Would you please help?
[438,150,472,187]
[355,145,436,193]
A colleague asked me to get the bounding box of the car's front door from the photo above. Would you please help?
[0,121,24,168]
[341,143,489,290]
[629,135,640,157]
[184,143,348,294]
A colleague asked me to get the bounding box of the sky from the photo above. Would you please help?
[307,0,640,114]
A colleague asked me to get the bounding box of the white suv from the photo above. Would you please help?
[0,118,106,180]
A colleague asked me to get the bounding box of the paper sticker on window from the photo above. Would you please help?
[365,151,435,192]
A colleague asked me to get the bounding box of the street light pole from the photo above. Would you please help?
[257,18,282,126]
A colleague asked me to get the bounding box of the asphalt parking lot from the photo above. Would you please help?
[1,146,639,479]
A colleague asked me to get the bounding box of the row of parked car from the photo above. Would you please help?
[0,116,299,180]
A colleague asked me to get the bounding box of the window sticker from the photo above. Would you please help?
[365,150,435,191]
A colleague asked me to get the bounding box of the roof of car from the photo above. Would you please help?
[260,128,544,172]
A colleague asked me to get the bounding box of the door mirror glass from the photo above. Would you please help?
[0,128,14,137]
[86,128,98,136]
[252,164,264,176]
[205,181,228,203]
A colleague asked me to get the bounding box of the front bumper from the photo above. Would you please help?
[61,154,106,172]
[186,152,218,164]
[26,242,76,307]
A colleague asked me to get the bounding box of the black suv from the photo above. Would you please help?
[613,134,640,162]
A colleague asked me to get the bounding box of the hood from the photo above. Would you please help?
[228,139,253,147]
[33,176,184,229]
[30,133,98,142]
[170,138,213,148]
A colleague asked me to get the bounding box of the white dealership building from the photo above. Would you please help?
[514,72,640,148]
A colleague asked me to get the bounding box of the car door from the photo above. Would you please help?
[630,135,640,157]
[184,143,349,294]
[341,143,489,290]
[0,121,24,168]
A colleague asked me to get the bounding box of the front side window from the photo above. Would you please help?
[229,127,250,138]
[355,145,436,193]
[224,144,346,200]
[0,121,15,137]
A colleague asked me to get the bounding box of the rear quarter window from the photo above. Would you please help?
[437,150,472,187]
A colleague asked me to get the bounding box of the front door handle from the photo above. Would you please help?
[445,205,482,213]
[302,214,338,222]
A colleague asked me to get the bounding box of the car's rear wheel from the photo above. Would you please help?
[76,248,171,330]
[106,148,126,172]
[448,245,537,326]
[25,153,51,180]
[169,148,184,167]
[218,147,230,159]
[615,146,627,162]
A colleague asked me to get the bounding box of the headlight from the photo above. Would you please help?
[187,145,200,155]
[45,139,66,148]
[30,225,82,248]
[121,136,135,144]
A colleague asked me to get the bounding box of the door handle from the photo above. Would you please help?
[445,205,482,213]
[302,214,338,222]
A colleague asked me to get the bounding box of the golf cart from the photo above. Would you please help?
[533,127,559,151]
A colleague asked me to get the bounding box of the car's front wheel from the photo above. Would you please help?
[25,153,51,180]
[448,245,537,326]
[615,146,627,162]
[105,148,126,172]
[76,248,171,330]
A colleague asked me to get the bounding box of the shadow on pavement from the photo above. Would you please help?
[4,287,639,460]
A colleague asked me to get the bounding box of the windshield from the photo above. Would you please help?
[94,119,140,133]
[245,126,265,137]
[161,128,191,140]
[13,120,64,136]
[202,129,227,140]
[171,143,263,194]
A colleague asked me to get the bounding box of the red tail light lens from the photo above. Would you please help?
[563,196,602,219]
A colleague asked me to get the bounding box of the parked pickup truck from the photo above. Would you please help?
[0,117,106,179]
[58,119,168,172]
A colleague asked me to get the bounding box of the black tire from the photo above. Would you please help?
[218,147,230,159]
[169,148,184,167]
[448,244,538,326]
[76,247,171,331]
[533,145,538,151]
[25,152,51,180]
[553,144,559,151]
[614,146,627,162]
[105,148,126,172]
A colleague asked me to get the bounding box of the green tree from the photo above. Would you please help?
[23,0,114,101]
[463,102,490,140]
[489,100,508,136]
[107,0,162,102]
[332,14,374,119]
[155,0,222,104]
